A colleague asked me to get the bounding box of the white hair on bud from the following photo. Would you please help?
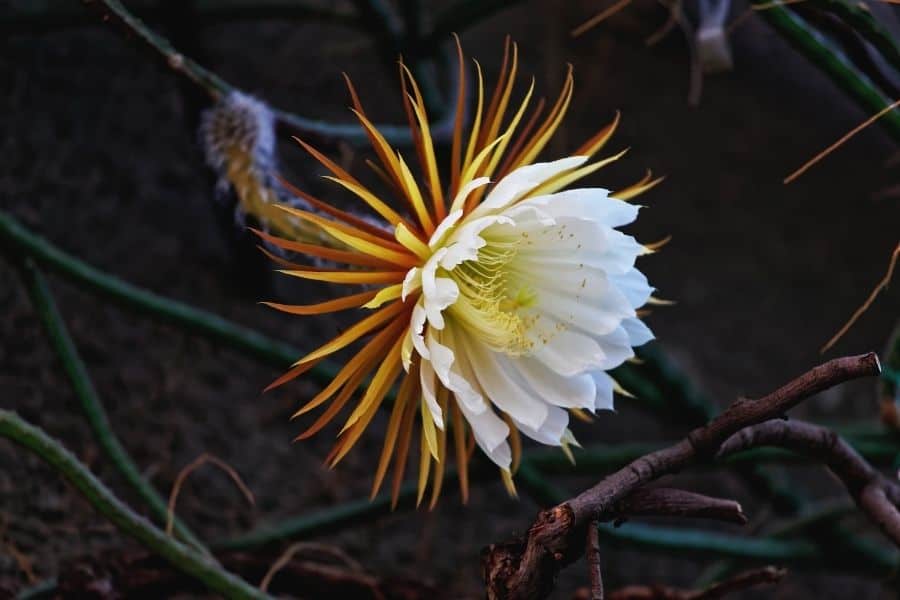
[200,91,282,219]
[198,92,388,266]
[199,92,320,250]
[201,91,276,175]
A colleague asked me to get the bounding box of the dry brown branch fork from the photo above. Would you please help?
[482,353,898,599]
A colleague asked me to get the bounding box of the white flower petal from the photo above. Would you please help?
[541,292,632,336]
[471,156,588,218]
[428,327,487,414]
[621,316,655,347]
[591,371,616,412]
[440,175,490,232]
[401,267,421,301]
[517,268,634,337]
[409,302,430,360]
[511,255,610,296]
[509,356,597,410]
[519,188,639,227]
[511,405,569,446]
[421,248,447,296]
[424,277,458,330]
[531,329,607,377]
[456,387,510,458]
[425,329,454,383]
[501,216,606,259]
[599,229,644,275]
[498,202,557,227]
[421,248,459,329]
[473,432,512,469]
[428,209,464,249]
[510,220,641,276]
[441,215,513,270]
[592,325,635,370]
[449,175,492,213]
[609,268,654,308]
[462,337,549,430]
[418,358,445,429]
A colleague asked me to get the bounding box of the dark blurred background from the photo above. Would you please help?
[1,0,899,598]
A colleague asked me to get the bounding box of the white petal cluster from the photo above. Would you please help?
[401,156,654,469]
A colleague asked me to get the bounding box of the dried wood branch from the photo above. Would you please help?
[612,488,746,525]
[586,521,604,600]
[821,242,900,353]
[718,420,900,545]
[482,353,882,600]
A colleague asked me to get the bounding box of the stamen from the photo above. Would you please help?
[443,236,533,355]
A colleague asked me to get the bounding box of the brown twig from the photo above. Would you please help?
[607,566,786,599]
[613,488,747,525]
[586,521,604,600]
[2,538,38,583]
[570,0,633,38]
[645,0,679,46]
[166,453,255,537]
[784,97,900,184]
[260,542,364,592]
[482,353,881,600]
[821,242,900,353]
[718,420,900,545]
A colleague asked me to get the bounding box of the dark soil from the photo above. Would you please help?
[1,0,899,598]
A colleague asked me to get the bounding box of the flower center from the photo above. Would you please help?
[444,235,538,356]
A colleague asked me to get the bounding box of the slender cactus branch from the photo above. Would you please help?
[82,0,456,147]
[212,481,417,551]
[0,410,273,600]
[0,211,335,387]
[15,258,206,552]
[752,2,900,143]
[4,1,361,34]
[809,0,900,77]
[218,460,537,551]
